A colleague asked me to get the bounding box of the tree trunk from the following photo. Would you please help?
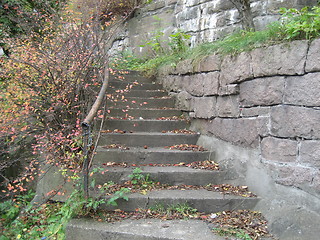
[230,0,255,31]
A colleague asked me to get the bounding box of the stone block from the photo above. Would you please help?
[183,6,199,20]
[251,40,308,77]
[175,91,194,111]
[220,52,253,85]
[216,95,240,118]
[166,0,178,5]
[207,0,234,13]
[175,58,194,75]
[207,118,260,147]
[184,74,204,96]
[240,107,270,117]
[193,96,216,118]
[218,84,239,96]
[158,65,175,76]
[193,54,221,72]
[261,137,297,163]
[161,76,174,91]
[203,72,220,96]
[300,140,320,168]
[239,76,285,107]
[171,75,184,92]
[274,165,315,187]
[257,116,270,137]
[306,38,320,72]
[270,105,320,139]
[284,73,320,106]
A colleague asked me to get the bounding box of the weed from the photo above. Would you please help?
[128,167,156,191]
[149,202,198,219]
[213,228,252,240]
[279,6,320,40]
[106,187,130,206]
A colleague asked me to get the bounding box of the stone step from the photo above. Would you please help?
[108,81,163,90]
[94,147,211,165]
[107,97,175,109]
[110,74,154,83]
[66,218,226,240]
[99,132,199,147]
[103,119,189,132]
[117,90,168,98]
[91,166,229,186]
[99,189,260,213]
[107,108,182,119]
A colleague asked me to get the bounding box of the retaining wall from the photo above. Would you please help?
[157,39,320,239]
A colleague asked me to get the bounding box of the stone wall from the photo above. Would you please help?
[110,0,318,56]
[157,39,320,238]
[158,39,320,198]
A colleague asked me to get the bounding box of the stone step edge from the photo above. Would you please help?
[95,189,260,213]
[66,218,225,240]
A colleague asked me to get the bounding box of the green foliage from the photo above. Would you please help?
[110,51,145,70]
[106,187,130,206]
[168,30,191,54]
[0,190,35,227]
[213,228,252,240]
[0,0,66,40]
[150,203,197,217]
[139,29,165,56]
[1,180,131,239]
[128,167,144,185]
[279,6,320,40]
[128,167,156,190]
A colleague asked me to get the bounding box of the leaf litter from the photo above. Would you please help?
[165,144,207,152]
[80,208,272,240]
[101,160,219,171]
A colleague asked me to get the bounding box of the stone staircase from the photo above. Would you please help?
[66,71,261,239]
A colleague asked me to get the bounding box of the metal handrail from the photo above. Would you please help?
[81,63,109,199]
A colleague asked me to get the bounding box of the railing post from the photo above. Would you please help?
[81,122,91,199]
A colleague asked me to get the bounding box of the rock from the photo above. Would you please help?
[184,74,204,96]
[216,95,240,117]
[207,118,261,148]
[240,76,285,107]
[240,107,270,117]
[300,140,320,168]
[203,72,220,96]
[306,38,320,72]
[175,59,194,75]
[194,54,221,72]
[175,91,194,111]
[193,96,216,118]
[284,73,320,106]
[270,105,320,139]
[220,52,253,85]
[261,137,297,163]
[218,84,239,96]
[251,40,308,77]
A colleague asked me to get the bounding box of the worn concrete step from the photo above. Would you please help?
[99,189,259,213]
[103,119,189,132]
[107,97,175,109]
[108,81,162,90]
[110,74,154,83]
[107,108,181,119]
[116,90,167,98]
[92,166,229,186]
[94,147,211,165]
[66,218,225,240]
[99,132,199,147]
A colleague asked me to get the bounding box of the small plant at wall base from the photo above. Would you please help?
[279,6,320,40]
